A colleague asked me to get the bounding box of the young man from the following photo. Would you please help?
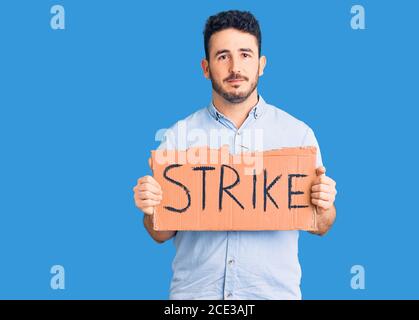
[133,10,337,300]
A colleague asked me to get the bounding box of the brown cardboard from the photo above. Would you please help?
[150,146,318,231]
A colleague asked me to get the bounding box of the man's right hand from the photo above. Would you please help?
[133,175,163,215]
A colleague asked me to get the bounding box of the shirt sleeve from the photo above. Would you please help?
[302,127,323,168]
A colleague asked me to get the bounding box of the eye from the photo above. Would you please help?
[218,55,227,61]
[242,53,251,58]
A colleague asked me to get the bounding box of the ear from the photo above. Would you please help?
[201,58,210,79]
[258,55,267,77]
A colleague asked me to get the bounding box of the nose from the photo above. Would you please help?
[228,55,241,74]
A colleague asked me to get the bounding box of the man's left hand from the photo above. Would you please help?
[311,166,337,214]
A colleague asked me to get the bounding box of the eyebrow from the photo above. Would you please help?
[239,48,254,53]
[214,48,255,57]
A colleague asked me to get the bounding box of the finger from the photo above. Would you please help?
[316,166,326,176]
[134,197,158,215]
[137,190,163,201]
[144,206,155,216]
[138,175,162,191]
[317,174,335,185]
[312,175,335,189]
[134,190,162,202]
[320,175,335,186]
[138,199,161,207]
[136,182,163,195]
[311,184,331,193]
[311,191,332,201]
[312,184,337,198]
[316,174,336,188]
[311,198,331,209]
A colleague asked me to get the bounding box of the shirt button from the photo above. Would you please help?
[236,131,241,135]
[226,292,233,298]
[228,259,235,266]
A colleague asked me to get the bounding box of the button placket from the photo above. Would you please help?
[223,232,236,300]
[234,131,242,154]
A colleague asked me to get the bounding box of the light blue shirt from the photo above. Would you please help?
[157,95,323,300]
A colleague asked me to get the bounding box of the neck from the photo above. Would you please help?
[212,90,259,129]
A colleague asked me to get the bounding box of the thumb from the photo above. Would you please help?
[316,166,326,176]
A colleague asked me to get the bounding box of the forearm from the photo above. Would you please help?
[310,205,336,236]
[143,214,177,243]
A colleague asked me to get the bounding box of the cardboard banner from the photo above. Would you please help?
[150,146,318,231]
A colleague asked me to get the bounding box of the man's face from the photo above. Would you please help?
[202,28,266,104]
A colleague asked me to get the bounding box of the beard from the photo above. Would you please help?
[209,67,259,104]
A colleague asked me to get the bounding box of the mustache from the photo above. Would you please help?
[224,74,248,82]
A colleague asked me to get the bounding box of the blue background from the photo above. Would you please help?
[1,0,418,299]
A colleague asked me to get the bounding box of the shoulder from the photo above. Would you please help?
[262,100,323,165]
[173,106,210,128]
[264,102,310,132]
[156,106,209,150]
[262,101,315,144]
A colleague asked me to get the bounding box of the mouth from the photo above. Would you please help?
[226,79,246,84]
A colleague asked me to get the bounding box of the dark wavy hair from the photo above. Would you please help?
[203,10,262,61]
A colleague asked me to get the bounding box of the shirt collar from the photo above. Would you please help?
[207,94,267,123]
